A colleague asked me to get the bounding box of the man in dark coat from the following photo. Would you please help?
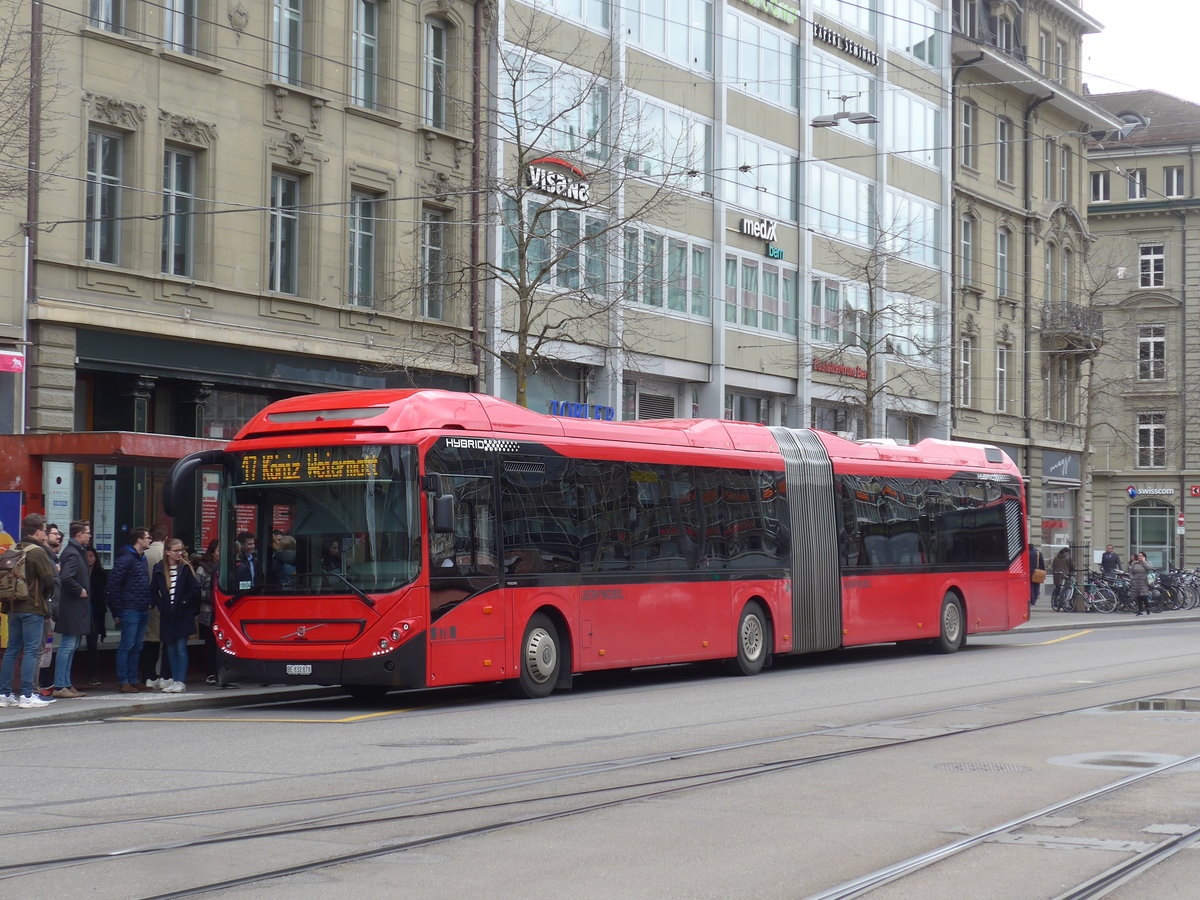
[52,520,92,698]
[107,528,153,693]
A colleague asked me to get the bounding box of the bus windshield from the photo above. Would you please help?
[221,445,419,597]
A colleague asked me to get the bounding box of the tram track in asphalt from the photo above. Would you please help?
[4,660,1200,897]
[808,750,1200,900]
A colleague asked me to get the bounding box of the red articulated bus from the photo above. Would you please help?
[165,389,1029,699]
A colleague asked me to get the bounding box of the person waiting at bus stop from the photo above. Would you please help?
[107,528,153,693]
[1050,547,1072,608]
[1128,552,1152,616]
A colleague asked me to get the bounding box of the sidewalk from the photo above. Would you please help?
[4,606,1198,729]
[1017,602,1200,633]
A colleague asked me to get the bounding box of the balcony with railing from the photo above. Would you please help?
[1040,301,1104,352]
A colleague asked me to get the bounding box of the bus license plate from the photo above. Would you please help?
[286,664,313,676]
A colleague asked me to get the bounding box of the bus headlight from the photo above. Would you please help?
[379,638,389,650]
[390,629,401,642]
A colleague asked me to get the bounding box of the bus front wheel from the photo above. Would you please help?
[931,593,966,654]
[515,613,561,699]
[726,602,769,676]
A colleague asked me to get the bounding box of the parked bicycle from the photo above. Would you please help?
[1052,571,1117,613]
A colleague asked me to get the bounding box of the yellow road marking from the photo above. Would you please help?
[1014,629,1094,646]
[120,707,423,724]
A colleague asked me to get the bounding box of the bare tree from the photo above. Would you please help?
[382,13,703,406]
[811,214,947,439]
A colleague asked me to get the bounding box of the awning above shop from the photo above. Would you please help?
[0,431,226,494]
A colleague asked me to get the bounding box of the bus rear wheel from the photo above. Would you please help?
[515,613,561,699]
[931,593,966,654]
[726,602,768,676]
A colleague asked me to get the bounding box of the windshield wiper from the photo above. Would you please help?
[324,570,376,608]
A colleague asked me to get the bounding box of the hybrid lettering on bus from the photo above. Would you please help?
[165,389,1028,699]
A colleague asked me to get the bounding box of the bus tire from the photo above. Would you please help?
[726,602,768,676]
[515,613,561,699]
[931,593,966,654]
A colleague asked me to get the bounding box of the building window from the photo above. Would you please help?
[1046,355,1076,422]
[1043,139,1055,199]
[813,0,875,36]
[807,163,872,244]
[1138,324,1166,380]
[1139,243,1165,288]
[1165,166,1184,198]
[421,208,446,319]
[959,335,975,407]
[546,0,610,30]
[1127,167,1147,200]
[811,401,863,439]
[1038,30,1050,74]
[351,0,379,109]
[1061,247,1073,303]
[1054,39,1068,83]
[424,20,448,128]
[85,129,123,265]
[627,0,714,73]
[887,90,940,169]
[727,130,795,218]
[997,117,1013,183]
[1059,146,1071,202]
[268,172,301,294]
[959,215,974,285]
[164,0,196,53]
[728,11,800,108]
[1137,411,1166,468]
[989,14,1012,51]
[810,277,864,345]
[961,101,976,168]
[272,0,304,85]
[347,192,378,306]
[888,0,940,66]
[1091,171,1110,202]
[1044,243,1056,303]
[161,147,195,277]
[996,226,1010,296]
[996,343,1010,413]
[953,0,977,37]
[90,0,123,32]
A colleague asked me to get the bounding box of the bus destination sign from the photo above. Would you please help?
[235,448,382,484]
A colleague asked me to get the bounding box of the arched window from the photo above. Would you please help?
[424,19,449,128]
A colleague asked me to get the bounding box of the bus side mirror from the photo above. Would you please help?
[432,494,455,533]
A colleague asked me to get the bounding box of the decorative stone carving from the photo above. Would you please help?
[423,129,436,162]
[85,93,146,129]
[277,131,306,165]
[454,139,471,170]
[273,86,288,120]
[310,97,325,131]
[159,110,217,147]
[228,3,249,39]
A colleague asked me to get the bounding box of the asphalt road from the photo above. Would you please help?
[3,611,1200,898]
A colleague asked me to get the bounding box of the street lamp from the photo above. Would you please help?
[811,94,878,128]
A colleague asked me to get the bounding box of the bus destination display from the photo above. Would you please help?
[235,448,382,484]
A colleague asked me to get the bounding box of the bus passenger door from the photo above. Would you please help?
[427,475,505,686]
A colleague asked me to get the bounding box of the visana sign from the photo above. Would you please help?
[525,157,590,203]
